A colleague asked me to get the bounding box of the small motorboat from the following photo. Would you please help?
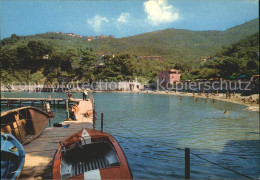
[1,133,25,179]
[1,106,51,145]
[52,128,132,179]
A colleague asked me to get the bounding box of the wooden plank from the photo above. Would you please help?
[20,99,94,179]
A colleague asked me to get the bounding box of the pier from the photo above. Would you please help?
[18,99,95,179]
[0,97,78,107]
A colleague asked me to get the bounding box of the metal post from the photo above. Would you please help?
[93,109,96,130]
[185,148,190,179]
[65,100,69,118]
[101,113,104,132]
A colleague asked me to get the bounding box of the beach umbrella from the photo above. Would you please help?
[209,78,214,81]
[228,76,236,79]
[213,78,219,81]
[239,74,246,78]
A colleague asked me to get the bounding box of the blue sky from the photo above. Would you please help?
[0,0,259,39]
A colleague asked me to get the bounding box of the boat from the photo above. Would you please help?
[52,128,133,179]
[1,106,51,145]
[1,133,25,179]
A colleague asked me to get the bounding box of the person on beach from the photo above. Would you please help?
[180,96,183,101]
[195,98,198,103]
[67,92,72,100]
[206,98,209,103]
[83,89,88,100]
[212,99,215,104]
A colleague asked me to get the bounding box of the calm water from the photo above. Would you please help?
[1,92,260,179]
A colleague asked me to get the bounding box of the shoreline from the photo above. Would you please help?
[94,90,259,112]
[1,90,259,112]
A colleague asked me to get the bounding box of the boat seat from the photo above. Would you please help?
[12,121,27,143]
[1,125,12,133]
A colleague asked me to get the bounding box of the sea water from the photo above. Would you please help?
[1,92,259,179]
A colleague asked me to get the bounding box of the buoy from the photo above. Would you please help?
[224,109,229,115]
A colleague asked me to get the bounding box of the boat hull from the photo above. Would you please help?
[53,128,132,179]
[1,133,25,179]
[1,106,51,145]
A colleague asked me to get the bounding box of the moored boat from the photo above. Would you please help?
[52,128,132,179]
[1,106,51,145]
[1,133,25,179]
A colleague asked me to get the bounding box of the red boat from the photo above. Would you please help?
[52,128,132,179]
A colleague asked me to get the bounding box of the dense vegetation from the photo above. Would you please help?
[194,32,259,79]
[0,19,258,84]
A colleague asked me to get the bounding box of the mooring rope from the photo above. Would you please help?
[127,158,164,179]
[189,151,254,179]
[107,122,254,179]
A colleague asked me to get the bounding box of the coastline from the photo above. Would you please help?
[94,90,259,112]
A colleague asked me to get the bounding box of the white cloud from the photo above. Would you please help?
[117,12,130,24]
[87,15,109,33]
[144,0,180,26]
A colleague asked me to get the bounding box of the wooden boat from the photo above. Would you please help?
[53,128,133,179]
[1,133,25,179]
[1,106,51,145]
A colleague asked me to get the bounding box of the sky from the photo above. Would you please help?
[0,0,259,39]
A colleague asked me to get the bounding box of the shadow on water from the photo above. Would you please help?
[188,140,260,179]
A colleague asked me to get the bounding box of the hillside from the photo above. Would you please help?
[197,32,259,79]
[86,18,259,61]
[0,18,259,83]
[2,18,258,62]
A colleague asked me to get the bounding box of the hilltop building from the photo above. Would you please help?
[87,35,114,41]
[54,32,83,38]
[54,32,114,41]
[158,69,181,87]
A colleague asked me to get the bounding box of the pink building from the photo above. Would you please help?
[159,69,181,86]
